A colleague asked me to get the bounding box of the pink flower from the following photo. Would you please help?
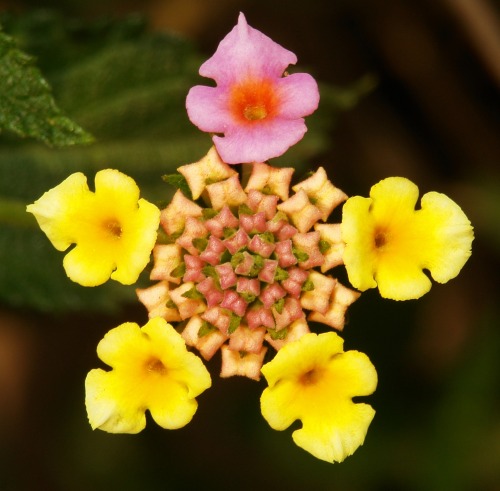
[186,13,319,164]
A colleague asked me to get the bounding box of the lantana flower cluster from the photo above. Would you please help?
[27,13,474,464]
[137,151,358,382]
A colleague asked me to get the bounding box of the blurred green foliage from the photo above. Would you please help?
[0,10,372,313]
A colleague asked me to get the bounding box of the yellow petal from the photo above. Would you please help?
[86,318,211,433]
[341,177,473,300]
[28,169,160,287]
[416,191,473,283]
[26,172,91,250]
[260,332,377,463]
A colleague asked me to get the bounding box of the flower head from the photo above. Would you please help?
[260,332,377,463]
[138,152,358,379]
[341,177,474,300]
[85,317,211,433]
[27,169,160,286]
[186,13,319,164]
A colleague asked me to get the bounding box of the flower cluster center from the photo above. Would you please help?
[168,195,327,339]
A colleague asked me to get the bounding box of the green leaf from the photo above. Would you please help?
[292,247,309,263]
[0,29,93,147]
[302,279,315,292]
[273,297,285,314]
[170,262,186,278]
[193,237,208,252]
[162,173,193,200]
[228,313,241,334]
[274,267,289,282]
[181,286,204,300]
[267,327,288,340]
[198,321,217,338]
[319,239,332,254]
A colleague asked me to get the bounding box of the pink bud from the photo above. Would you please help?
[248,234,275,258]
[274,240,297,268]
[199,236,226,265]
[220,290,247,317]
[196,277,224,307]
[259,283,286,309]
[258,259,278,283]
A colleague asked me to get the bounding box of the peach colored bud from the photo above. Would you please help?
[265,318,310,351]
[169,282,207,320]
[177,146,237,200]
[150,244,183,284]
[308,282,361,331]
[205,175,248,210]
[229,326,266,354]
[244,163,294,201]
[292,167,348,221]
[182,315,228,360]
[277,190,323,233]
[314,223,345,272]
[160,190,203,235]
[136,281,182,322]
[220,345,267,381]
[300,271,336,315]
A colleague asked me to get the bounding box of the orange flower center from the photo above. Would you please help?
[102,218,123,238]
[146,357,167,375]
[229,78,279,123]
[299,366,324,386]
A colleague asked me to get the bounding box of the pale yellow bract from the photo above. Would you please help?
[260,332,377,463]
[341,177,474,300]
[85,317,211,433]
[27,169,160,286]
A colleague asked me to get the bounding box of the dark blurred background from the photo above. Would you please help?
[0,1,499,490]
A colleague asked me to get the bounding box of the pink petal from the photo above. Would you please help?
[198,13,297,83]
[274,73,319,118]
[186,85,231,134]
[213,117,307,164]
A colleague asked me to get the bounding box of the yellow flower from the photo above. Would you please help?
[260,332,377,463]
[27,169,160,286]
[341,177,473,300]
[85,317,211,433]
